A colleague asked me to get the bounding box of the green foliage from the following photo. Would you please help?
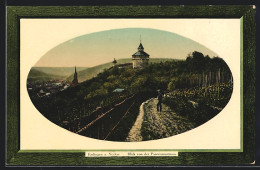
[66,58,176,82]
[163,82,233,126]
[167,80,176,91]
[163,96,218,126]
[106,92,155,141]
[28,51,233,141]
[168,52,232,90]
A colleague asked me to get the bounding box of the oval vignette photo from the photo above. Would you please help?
[26,28,233,142]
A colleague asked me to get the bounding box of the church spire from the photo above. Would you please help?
[72,66,78,86]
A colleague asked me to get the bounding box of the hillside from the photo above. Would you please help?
[33,67,88,77]
[27,69,65,82]
[66,58,176,82]
[28,51,233,141]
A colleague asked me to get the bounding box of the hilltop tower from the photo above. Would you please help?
[132,37,149,69]
[72,66,78,85]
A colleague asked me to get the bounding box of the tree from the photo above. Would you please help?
[167,80,176,92]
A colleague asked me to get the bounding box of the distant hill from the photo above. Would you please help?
[27,69,65,82]
[66,58,176,82]
[32,67,88,77]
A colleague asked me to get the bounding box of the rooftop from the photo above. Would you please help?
[133,43,149,57]
[132,50,150,57]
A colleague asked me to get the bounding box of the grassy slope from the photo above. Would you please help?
[33,67,88,77]
[67,58,176,82]
[27,69,65,82]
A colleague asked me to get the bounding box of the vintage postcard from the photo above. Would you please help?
[20,19,240,150]
[6,5,256,166]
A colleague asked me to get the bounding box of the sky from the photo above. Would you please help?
[34,28,218,67]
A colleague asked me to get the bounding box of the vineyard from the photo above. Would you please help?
[28,51,233,141]
[31,88,156,141]
[164,81,233,127]
[138,81,233,141]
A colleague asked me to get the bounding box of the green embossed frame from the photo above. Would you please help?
[6,6,255,166]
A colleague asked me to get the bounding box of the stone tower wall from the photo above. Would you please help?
[132,58,149,69]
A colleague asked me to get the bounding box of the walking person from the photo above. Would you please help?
[157,90,163,112]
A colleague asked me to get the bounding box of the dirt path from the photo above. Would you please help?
[126,98,195,141]
[126,99,152,142]
[141,98,196,141]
